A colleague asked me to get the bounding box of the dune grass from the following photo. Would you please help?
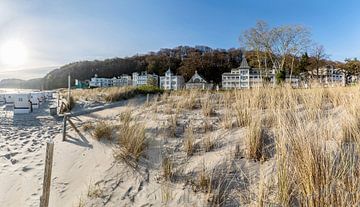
[92,121,114,141]
[114,110,147,167]
[163,86,360,206]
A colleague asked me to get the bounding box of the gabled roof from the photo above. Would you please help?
[165,68,173,75]
[187,70,207,83]
[239,54,250,69]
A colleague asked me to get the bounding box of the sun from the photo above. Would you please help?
[0,40,28,67]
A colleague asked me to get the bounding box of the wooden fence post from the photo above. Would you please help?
[62,114,67,141]
[67,118,81,134]
[40,141,54,207]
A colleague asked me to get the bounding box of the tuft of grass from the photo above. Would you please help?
[161,182,173,204]
[76,197,85,207]
[114,111,147,166]
[59,95,76,113]
[82,122,94,132]
[87,183,103,199]
[246,116,264,161]
[203,135,215,152]
[184,126,195,156]
[92,121,113,141]
[221,106,233,129]
[162,156,174,181]
[202,93,215,117]
[235,107,251,128]
[198,162,212,192]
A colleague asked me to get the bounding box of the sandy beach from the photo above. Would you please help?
[0,101,62,206]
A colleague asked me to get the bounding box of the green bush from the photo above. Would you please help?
[135,85,164,94]
[275,70,286,85]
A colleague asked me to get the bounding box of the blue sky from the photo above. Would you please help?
[1,0,360,78]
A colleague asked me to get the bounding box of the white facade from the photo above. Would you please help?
[89,74,113,88]
[159,69,185,90]
[132,71,158,86]
[112,75,132,87]
[222,56,275,89]
[308,66,345,86]
[222,55,300,89]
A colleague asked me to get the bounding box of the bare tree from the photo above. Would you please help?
[239,20,270,78]
[311,44,328,79]
[270,25,310,72]
[287,27,311,81]
[240,21,311,81]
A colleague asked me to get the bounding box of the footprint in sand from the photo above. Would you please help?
[22,166,32,172]
[122,186,133,200]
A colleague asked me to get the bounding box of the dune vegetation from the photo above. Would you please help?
[75,85,360,206]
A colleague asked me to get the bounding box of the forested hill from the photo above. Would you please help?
[0,78,43,89]
[43,46,244,89]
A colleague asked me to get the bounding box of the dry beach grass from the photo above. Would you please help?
[62,85,360,206]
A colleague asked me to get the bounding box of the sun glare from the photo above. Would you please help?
[0,40,28,67]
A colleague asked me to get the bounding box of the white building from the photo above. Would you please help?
[112,75,132,87]
[132,71,158,87]
[159,69,185,90]
[222,56,274,89]
[222,55,299,89]
[89,74,113,88]
[185,70,213,90]
[308,66,345,86]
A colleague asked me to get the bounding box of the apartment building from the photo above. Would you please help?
[112,74,132,87]
[89,74,113,88]
[159,69,185,90]
[307,66,345,86]
[132,71,159,86]
[222,56,274,89]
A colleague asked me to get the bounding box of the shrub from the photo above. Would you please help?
[135,85,164,94]
[275,70,286,85]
